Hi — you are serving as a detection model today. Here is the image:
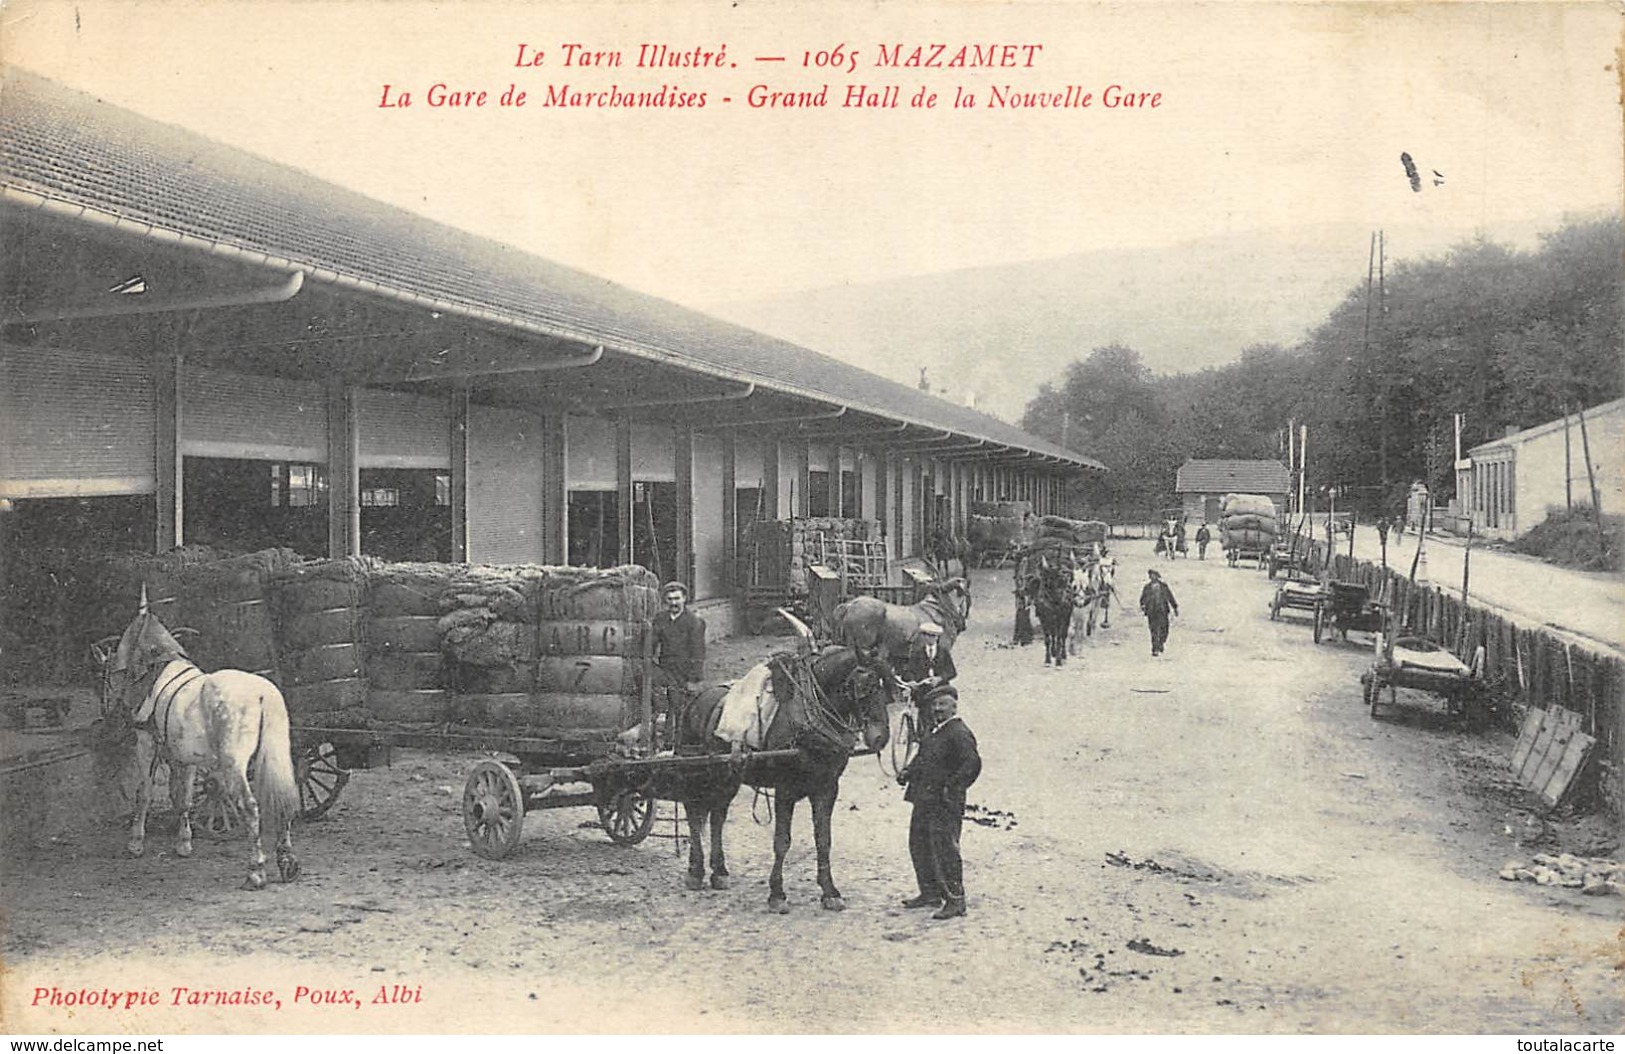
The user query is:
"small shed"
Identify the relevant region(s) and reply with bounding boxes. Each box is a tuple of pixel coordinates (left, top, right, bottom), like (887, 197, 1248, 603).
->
(1174, 460, 1290, 525)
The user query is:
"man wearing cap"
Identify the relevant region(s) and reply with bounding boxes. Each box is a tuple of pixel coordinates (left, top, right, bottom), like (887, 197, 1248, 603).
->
(896, 621, 957, 708)
(897, 684, 982, 919)
(1138, 568, 1180, 657)
(651, 581, 706, 741)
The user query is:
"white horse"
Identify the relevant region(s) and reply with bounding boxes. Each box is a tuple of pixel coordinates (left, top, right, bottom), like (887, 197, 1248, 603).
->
(96, 597, 301, 890)
(1068, 552, 1119, 648)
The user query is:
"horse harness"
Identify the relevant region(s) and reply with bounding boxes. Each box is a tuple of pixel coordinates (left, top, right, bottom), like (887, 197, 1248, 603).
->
(769, 654, 861, 754)
(131, 660, 207, 747)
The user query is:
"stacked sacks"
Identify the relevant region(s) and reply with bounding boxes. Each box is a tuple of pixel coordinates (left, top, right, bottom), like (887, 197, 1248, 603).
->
(94, 547, 300, 680)
(451, 564, 661, 736)
(269, 558, 371, 728)
(1219, 494, 1279, 553)
(367, 564, 455, 724)
(1033, 516, 1107, 548)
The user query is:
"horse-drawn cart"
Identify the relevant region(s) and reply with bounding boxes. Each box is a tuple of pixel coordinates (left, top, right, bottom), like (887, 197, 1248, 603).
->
(1313, 581, 1386, 645)
(1361, 634, 1486, 722)
(1269, 574, 1324, 623)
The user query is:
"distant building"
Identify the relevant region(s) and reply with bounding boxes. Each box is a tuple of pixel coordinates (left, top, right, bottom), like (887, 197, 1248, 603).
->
(1456, 399, 1624, 541)
(1174, 459, 1290, 524)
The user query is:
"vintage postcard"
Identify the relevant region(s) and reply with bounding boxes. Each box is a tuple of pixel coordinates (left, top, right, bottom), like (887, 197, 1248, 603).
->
(2, 0, 1622, 1040)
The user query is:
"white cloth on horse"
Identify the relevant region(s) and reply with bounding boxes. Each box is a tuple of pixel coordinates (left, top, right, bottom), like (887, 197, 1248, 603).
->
(714, 662, 779, 749)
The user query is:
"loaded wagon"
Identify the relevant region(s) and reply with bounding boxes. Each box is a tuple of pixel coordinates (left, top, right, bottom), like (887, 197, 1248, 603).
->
(82, 551, 718, 856)
(1219, 494, 1278, 570)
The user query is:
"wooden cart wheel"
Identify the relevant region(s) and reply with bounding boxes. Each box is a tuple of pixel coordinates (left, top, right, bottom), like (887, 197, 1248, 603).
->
(196, 773, 243, 838)
(295, 739, 350, 820)
(464, 760, 525, 860)
(597, 787, 656, 846)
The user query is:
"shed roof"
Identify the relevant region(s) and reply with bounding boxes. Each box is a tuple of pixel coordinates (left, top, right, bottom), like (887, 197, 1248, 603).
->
(1175, 459, 1290, 494)
(0, 68, 1100, 471)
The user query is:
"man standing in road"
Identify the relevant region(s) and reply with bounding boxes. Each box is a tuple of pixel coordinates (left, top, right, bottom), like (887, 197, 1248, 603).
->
(898, 684, 982, 919)
(1138, 568, 1180, 657)
(651, 581, 706, 741)
(1376, 516, 1392, 569)
(1195, 522, 1212, 560)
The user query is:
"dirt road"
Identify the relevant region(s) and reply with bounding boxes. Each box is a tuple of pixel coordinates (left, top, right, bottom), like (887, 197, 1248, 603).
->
(4, 543, 1621, 1034)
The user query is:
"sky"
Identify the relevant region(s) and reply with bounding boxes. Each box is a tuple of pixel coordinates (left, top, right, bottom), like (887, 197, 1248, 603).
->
(3, 0, 1621, 309)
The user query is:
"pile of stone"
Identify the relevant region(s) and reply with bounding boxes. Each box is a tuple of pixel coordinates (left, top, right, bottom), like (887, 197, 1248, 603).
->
(1499, 853, 1621, 895)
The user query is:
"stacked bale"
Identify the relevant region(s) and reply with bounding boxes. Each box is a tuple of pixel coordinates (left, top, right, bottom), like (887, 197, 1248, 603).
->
(450, 564, 661, 736)
(269, 558, 371, 728)
(367, 564, 455, 724)
(1219, 494, 1279, 553)
(968, 500, 1033, 552)
(1032, 516, 1107, 548)
(95, 547, 299, 679)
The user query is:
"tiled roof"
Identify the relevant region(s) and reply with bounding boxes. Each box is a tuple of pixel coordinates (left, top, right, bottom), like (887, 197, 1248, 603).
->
(1175, 459, 1290, 494)
(0, 68, 1101, 471)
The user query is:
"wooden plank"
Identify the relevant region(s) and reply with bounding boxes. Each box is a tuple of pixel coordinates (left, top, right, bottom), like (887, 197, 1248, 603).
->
(1509, 705, 1546, 774)
(1539, 727, 1596, 808)
(1528, 720, 1576, 793)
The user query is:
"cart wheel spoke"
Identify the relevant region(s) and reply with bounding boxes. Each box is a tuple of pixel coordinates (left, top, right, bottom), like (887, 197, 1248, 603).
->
(597, 787, 656, 846)
(295, 740, 350, 821)
(464, 760, 525, 860)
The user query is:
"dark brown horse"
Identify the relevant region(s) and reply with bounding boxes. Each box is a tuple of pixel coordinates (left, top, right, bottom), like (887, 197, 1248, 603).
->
(672, 644, 892, 913)
(927, 526, 975, 579)
(1023, 556, 1076, 667)
(829, 577, 973, 663)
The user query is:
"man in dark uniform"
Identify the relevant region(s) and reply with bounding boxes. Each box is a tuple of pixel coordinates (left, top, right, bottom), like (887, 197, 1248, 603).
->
(895, 621, 957, 708)
(650, 581, 706, 742)
(1138, 568, 1179, 657)
(1195, 522, 1212, 560)
(897, 684, 982, 920)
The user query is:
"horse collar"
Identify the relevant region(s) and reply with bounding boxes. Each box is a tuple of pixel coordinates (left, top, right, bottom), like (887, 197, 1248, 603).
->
(133, 661, 203, 731)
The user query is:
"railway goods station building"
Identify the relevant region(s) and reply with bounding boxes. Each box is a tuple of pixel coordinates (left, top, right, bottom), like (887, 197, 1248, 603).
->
(0, 69, 1101, 645)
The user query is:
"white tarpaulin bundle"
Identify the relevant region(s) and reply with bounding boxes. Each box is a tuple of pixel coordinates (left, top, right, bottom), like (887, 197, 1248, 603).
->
(714, 662, 779, 748)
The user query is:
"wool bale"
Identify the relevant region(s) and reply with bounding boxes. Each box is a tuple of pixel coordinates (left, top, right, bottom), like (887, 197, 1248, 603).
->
(271, 567, 367, 615)
(442, 620, 534, 668)
(537, 620, 645, 658)
(283, 677, 369, 715)
(366, 688, 450, 724)
(367, 616, 444, 654)
(368, 571, 451, 617)
(281, 607, 368, 650)
(1222, 494, 1278, 518)
(455, 662, 538, 695)
(368, 651, 447, 690)
(284, 642, 365, 683)
(533, 655, 641, 696)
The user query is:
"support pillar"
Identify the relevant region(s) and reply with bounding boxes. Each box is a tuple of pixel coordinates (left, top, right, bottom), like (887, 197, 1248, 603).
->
(326, 379, 360, 558)
(450, 388, 469, 562)
(722, 434, 738, 591)
(152, 336, 182, 552)
(675, 427, 695, 592)
(542, 415, 566, 564)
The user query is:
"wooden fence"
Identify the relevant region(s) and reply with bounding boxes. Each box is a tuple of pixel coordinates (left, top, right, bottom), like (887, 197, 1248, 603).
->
(1286, 530, 1623, 817)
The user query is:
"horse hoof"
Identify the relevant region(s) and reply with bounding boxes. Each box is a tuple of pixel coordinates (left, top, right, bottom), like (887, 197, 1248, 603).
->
(710, 874, 731, 890)
(767, 897, 790, 915)
(241, 872, 266, 891)
(821, 895, 847, 912)
(279, 858, 301, 883)
(176, 842, 193, 858)
(126, 845, 145, 859)
(684, 873, 705, 891)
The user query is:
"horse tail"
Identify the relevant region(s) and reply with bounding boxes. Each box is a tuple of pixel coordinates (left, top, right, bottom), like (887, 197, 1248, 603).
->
(252, 685, 300, 844)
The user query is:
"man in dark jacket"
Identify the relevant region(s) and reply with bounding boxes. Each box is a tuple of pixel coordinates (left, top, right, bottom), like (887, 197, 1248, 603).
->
(1195, 523, 1212, 560)
(1138, 568, 1179, 657)
(898, 684, 982, 919)
(895, 621, 957, 707)
(651, 581, 706, 739)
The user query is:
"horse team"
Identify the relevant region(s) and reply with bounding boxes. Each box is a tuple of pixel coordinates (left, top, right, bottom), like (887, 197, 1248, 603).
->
(93, 577, 975, 913)
(1013, 544, 1119, 667)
